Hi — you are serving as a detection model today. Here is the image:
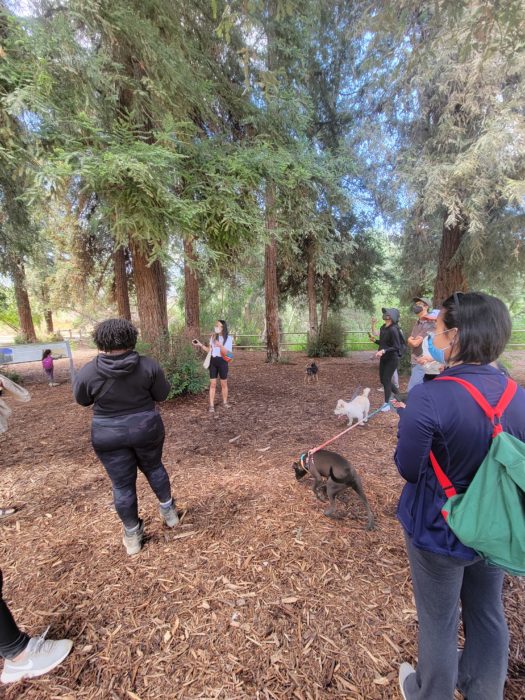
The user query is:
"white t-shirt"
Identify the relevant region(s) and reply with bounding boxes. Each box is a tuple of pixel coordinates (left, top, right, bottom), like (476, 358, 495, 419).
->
(210, 335, 233, 358)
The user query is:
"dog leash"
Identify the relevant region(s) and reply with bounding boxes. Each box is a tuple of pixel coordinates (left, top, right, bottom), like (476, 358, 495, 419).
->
(307, 406, 384, 459)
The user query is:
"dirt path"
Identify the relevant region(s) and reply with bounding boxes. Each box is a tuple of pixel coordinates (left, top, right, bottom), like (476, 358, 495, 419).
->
(1, 351, 524, 699)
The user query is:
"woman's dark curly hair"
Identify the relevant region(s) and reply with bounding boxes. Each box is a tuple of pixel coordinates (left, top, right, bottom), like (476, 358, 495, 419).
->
(93, 318, 138, 352)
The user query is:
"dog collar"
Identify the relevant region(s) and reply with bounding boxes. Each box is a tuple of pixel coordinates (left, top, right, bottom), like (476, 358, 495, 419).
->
(299, 453, 310, 471)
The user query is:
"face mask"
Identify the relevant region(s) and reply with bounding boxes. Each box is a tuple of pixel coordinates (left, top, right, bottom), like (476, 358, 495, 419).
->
(427, 330, 450, 364)
(214, 326, 221, 334)
(412, 304, 423, 315)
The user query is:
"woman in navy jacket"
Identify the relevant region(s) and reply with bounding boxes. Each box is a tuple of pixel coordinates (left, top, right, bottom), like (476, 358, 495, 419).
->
(395, 292, 525, 700)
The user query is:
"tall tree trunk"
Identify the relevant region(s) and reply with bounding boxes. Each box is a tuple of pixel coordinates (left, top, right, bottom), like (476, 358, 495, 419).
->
(9, 255, 37, 342)
(40, 283, 54, 334)
(183, 237, 200, 336)
(306, 239, 318, 341)
(44, 310, 54, 335)
(264, 0, 280, 363)
(114, 246, 131, 320)
(433, 217, 468, 306)
(265, 182, 280, 363)
(129, 238, 168, 346)
(320, 274, 331, 334)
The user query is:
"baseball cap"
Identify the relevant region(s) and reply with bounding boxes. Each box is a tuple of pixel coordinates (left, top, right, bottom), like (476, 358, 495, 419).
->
(413, 297, 431, 308)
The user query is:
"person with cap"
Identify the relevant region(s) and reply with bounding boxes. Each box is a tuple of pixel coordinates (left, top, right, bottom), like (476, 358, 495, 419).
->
(369, 308, 405, 411)
(407, 297, 436, 392)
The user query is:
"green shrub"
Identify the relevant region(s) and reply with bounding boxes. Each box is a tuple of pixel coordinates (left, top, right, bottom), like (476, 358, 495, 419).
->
(138, 331, 208, 399)
(307, 317, 346, 357)
(1, 370, 23, 384)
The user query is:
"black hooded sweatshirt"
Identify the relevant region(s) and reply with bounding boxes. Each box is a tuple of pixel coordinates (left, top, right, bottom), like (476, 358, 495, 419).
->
(73, 351, 170, 417)
(374, 308, 404, 358)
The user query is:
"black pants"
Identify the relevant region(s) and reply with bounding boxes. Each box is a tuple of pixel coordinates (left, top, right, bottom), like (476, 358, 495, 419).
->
(379, 353, 399, 403)
(0, 571, 30, 659)
(91, 410, 172, 530)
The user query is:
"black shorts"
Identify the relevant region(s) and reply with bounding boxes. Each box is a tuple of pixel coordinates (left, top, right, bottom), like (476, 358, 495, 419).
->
(209, 356, 229, 380)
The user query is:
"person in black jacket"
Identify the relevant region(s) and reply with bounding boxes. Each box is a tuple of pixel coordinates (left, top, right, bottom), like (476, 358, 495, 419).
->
(369, 307, 404, 411)
(73, 318, 178, 556)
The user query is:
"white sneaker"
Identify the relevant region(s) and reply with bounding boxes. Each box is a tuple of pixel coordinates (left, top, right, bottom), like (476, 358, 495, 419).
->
(380, 402, 391, 412)
(398, 662, 415, 700)
(159, 502, 179, 528)
(1, 629, 73, 684)
(122, 520, 144, 555)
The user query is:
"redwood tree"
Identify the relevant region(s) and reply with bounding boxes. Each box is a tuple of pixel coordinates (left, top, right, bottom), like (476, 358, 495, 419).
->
(8, 255, 37, 342)
(183, 237, 200, 336)
(129, 239, 168, 345)
(113, 246, 131, 320)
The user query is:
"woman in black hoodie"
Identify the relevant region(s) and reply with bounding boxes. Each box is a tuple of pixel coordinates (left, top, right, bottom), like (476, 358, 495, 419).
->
(370, 307, 404, 411)
(74, 319, 178, 556)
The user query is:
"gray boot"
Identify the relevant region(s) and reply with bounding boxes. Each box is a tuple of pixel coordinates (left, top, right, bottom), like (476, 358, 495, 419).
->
(159, 501, 179, 528)
(122, 520, 144, 555)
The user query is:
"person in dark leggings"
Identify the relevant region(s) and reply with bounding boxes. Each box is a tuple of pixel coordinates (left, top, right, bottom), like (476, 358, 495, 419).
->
(0, 570, 73, 684)
(74, 318, 178, 556)
(370, 307, 403, 411)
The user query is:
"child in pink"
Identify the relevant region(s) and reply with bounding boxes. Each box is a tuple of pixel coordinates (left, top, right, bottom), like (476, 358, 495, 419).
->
(42, 349, 59, 387)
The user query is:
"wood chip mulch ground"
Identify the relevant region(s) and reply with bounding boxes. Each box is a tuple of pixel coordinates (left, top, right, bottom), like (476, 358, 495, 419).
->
(1, 350, 524, 699)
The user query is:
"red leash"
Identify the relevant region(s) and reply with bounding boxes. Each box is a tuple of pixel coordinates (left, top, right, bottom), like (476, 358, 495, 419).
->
(307, 406, 383, 457)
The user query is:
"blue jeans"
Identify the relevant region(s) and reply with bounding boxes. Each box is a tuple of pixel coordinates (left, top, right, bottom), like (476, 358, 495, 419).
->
(403, 533, 508, 700)
(408, 364, 425, 392)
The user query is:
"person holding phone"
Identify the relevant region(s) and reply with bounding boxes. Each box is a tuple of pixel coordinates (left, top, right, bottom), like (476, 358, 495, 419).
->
(193, 319, 233, 413)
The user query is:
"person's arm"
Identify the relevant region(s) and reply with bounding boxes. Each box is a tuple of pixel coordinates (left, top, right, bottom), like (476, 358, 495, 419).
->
(149, 362, 171, 402)
(394, 389, 435, 483)
(73, 370, 94, 407)
(369, 317, 379, 344)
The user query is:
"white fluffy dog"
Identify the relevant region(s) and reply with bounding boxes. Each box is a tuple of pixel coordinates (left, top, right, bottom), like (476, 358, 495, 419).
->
(334, 388, 370, 426)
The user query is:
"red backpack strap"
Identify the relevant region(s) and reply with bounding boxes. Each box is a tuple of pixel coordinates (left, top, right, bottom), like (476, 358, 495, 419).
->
(429, 376, 518, 509)
(429, 451, 457, 500)
(435, 376, 518, 437)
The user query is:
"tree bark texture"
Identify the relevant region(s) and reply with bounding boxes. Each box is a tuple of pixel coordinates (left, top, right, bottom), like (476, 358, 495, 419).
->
(320, 274, 331, 334)
(9, 255, 37, 342)
(183, 237, 200, 335)
(264, 182, 280, 363)
(114, 246, 132, 321)
(306, 239, 318, 340)
(129, 238, 168, 346)
(44, 310, 54, 335)
(433, 217, 468, 306)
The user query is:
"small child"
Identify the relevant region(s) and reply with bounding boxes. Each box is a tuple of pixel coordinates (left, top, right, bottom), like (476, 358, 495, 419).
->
(42, 349, 59, 387)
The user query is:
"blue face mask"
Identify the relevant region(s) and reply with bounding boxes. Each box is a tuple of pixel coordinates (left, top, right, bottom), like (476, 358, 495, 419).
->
(427, 331, 451, 364)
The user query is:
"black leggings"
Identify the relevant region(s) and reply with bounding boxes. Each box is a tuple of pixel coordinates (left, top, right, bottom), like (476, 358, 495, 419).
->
(91, 410, 172, 530)
(0, 571, 30, 659)
(379, 353, 399, 403)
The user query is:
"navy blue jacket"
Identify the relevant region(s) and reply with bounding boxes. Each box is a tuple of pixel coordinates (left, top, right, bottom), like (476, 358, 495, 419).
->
(395, 364, 525, 559)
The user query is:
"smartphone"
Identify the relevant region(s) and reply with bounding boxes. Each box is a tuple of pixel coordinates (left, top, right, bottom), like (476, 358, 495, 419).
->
(192, 339, 199, 345)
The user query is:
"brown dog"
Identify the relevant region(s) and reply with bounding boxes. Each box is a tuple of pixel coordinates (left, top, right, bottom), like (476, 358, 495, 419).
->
(293, 449, 375, 529)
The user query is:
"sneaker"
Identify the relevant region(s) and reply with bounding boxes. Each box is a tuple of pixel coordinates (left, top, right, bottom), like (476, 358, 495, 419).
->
(1, 629, 73, 684)
(380, 402, 391, 412)
(223, 402, 231, 409)
(398, 662, 415, 700)
(159, 502, 179, 528)
(0, 507, 16, 519)
(122, 520, 144, 556)
(208, 405, 215, 413)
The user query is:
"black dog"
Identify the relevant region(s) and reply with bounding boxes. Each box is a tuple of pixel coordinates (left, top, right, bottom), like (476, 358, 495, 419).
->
(305, 362, 319, 384)
(293, 449, 375, 529)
